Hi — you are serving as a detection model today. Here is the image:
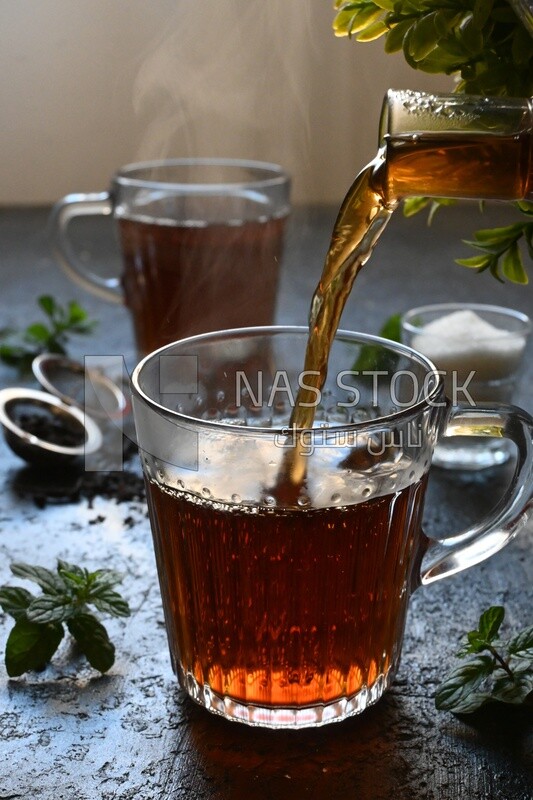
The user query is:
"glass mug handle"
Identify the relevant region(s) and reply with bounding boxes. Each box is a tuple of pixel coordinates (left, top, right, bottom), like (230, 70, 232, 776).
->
(421, 404, 533, 584)
(49, 192, 122, 304)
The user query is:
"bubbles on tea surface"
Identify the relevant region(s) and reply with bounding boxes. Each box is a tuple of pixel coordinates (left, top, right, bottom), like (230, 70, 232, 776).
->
(351, 408, 371, 424)
(246, 405, 273, 427)
(297, 494, 310, 507)
(231, 493, 241, 504)
(202, 487, 212, 499)
(263, 494, 276, 506)
(324, 405, 352, 425)
(202, 408, 221, 421)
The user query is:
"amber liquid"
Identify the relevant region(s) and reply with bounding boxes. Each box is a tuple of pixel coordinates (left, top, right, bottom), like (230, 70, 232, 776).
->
(283, 129, 533, 489)
(147, 128, 531, 713)
(146, 477, 427, 708)
(384, 130, 533, 202)
(118, 215, 286, 355)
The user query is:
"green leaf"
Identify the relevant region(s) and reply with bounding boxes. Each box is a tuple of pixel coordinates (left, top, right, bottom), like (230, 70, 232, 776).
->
(403, 197, 430, 217)
(434, 9, 462, 37)
(57, 560, 85, 578)
(352, 312, 402, 370)
(24, 323, 51, 343)
(89, 569, 125, 592)
(435, 654, 494, 712)
(502, 241, 528, 285)
(508, 626, 533, 658)
(458, 13, 484, 55)
(511, 25, 533, 66)
(472, 0, 495, 30)
(5, 618, 64, 677)
(472, 224, 523, 245)
(0, 586, 34, 620)
(57, 560, 89, 590)
(379, 312, 402, 343)
(455, 254, 494, 269)
(66, 301, 88, 325)
(478, 606, 505, 642)
(384, 19, 412, 53)
(491, 672, 533, 705)
(89, 589, 131, 618)
(407, 12, 441, 61)
(38, 295, 57, 318)
(356, 19, 389, 41)
(10, 563, 65, 596)
(67, 613, 115, 673)
(516, 201, 533, 216)
(26, 595, 75, 624)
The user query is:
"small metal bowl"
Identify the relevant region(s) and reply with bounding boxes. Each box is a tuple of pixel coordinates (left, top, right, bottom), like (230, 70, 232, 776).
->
(32, 353, 129, 420)
(0, 387, 102, 468)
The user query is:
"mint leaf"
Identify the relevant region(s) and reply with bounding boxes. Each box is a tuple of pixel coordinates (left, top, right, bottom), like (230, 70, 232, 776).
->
(5, 618, 64, 677)
(0, 296, 97, 371)
(478, 606, 505, 642)
(67, 613, 115, 673)
(0, 587, 34, 620)
(38, 295, 57, 318)
(508, 626, 533, 659)
(435, 655, 494, 712)
(491, 672, 533, 705)
(352, 313, 402, 371)
(10, 563, 65, 596)
(57, 560, 86, 579)
(26, 595, 75, 624)
(3, 561, 128, 676)
(89, 589, 130, 618)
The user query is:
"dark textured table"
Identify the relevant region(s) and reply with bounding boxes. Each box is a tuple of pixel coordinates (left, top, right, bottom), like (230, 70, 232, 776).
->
(0, 204, 532, 800)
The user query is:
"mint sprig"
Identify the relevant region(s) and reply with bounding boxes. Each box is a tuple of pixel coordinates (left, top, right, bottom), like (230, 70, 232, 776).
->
(0, 295, 97, 371)
(435, 607, 533, 714)
(0, 561, 130, 676)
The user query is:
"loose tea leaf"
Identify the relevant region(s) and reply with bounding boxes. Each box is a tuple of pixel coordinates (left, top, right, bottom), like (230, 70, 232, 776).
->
(436, 606, 533, 714)
(0, 560, 130, 676)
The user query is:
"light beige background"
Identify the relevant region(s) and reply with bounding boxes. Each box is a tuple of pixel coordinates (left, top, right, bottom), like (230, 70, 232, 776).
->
(0, 0, 452, 205)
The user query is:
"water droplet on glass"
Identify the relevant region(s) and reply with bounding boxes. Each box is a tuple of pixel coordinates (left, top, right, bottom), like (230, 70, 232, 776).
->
(263, 495, 276, 506)
(331, 493, 341, 503)
(231, 493, 241, 504)
(202, 487, 211, 499)
(362, 486, 371, 498)
(297, 495, 310, 507)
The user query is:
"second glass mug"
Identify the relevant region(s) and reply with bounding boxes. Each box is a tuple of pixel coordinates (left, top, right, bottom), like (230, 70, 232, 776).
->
(131, 327, 533, 729)
(49, 159, 291, 355)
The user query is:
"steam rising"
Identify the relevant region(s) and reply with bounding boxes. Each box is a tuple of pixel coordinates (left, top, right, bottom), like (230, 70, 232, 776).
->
(132, 0, 315, 188)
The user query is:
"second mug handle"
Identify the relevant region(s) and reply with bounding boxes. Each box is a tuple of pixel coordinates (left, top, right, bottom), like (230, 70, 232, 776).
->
(421, 404, 533, 584)
(49, 192, 123, 304)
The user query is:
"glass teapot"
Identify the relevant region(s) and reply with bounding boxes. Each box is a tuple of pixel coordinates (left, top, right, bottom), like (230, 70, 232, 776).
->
(379, 89, 533, 203)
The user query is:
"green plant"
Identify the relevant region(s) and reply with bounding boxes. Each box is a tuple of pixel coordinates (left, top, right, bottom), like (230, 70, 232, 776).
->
(332, 0, 533, 283)
(435, 606, 533, 713)
(0, 295, 97, 371)
(0, 561, 130, 676)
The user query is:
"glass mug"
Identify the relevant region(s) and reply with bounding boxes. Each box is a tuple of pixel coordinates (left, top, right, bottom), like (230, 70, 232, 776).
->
(49, 159, 291, 355)
(131, 327, 533, 729)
